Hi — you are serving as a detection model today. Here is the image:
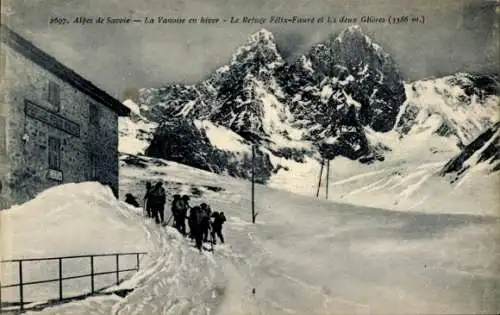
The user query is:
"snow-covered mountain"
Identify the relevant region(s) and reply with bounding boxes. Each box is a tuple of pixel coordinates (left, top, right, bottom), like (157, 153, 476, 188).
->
(139, 29, 291, 141)
(396, 73, 499, 148)
(283, 25, 406, 137)
(136, 26, 412, 169)
(120, 26, 499, 200)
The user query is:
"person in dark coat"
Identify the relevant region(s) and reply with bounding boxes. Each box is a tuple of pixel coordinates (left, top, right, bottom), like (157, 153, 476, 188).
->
(210, 211, 226, 245)
(171, 194, 182, 229)
(191, 206, 204, 251)
(188, 204, 197, 241)
(144, 182, 153, 217)
(171, 194, 188, 235)
(149, 181, 166, 224)
(178, 195, 190, 236)
(200, 203, 212, 242)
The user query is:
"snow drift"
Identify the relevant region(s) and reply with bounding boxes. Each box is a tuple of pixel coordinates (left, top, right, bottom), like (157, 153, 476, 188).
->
(0, 182, 152, 307)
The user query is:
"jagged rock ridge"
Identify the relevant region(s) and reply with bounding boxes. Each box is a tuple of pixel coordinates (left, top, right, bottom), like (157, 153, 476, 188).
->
(441, 122, 500, 177)
(139, 26, 407, 164)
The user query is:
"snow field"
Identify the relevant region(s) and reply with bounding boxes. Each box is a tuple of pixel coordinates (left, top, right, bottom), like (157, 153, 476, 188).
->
(2, 158, 499, 314)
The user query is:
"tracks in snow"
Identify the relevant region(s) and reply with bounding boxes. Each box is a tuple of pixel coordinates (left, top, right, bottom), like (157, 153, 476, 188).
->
(109, 212, 224, 315)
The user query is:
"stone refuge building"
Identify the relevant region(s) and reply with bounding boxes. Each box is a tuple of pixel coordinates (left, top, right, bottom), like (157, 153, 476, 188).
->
(0, 24, 130, 209)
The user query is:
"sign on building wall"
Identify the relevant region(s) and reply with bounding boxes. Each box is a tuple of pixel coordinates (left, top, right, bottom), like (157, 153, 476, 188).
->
(24, 100, 80, 137)
(46, 169, 63, 182)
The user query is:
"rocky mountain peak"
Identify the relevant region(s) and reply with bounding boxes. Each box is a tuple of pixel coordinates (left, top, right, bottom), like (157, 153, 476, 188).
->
(230, 28, 284, 70)
(139, 26, 409, 164)
(248, 28, 276, 44)
(288, 25, 406, 134)
(337, 24, 364, 39)
(308, 25, 392, 74)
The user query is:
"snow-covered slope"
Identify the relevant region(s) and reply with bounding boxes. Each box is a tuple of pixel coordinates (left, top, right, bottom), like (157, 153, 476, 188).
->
(2, 156, 498, 314)
(396, 73, 499, 147)
(119, 99, 158, 155)
(123, 99, 141, 116)
(194, 120, 251, 153)
(268, 152, 499, 217)
(441, 122, 500, 177)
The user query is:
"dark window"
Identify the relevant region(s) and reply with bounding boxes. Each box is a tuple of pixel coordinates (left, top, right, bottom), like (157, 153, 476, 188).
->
(47, 80, 61, 109)
(89, 103, 99, 126)
(0, 116, 6, 155)
(90, 153, 98, 179)
(48, 136, 61, 170)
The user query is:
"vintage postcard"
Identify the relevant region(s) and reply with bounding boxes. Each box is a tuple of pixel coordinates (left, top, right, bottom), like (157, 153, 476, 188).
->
(0, 0, 498, 314)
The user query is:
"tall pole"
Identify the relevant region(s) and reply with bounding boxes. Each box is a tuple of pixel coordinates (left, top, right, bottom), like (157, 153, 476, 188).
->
(251, 145, 255, 223)
(316, 159, 324, 198)
(325, 159, 330, 200)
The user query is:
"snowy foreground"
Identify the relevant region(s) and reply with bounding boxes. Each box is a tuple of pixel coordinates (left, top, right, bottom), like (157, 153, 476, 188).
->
(1, 159, 499, 314)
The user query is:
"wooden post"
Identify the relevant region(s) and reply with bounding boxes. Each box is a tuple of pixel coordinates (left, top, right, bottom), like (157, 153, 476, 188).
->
(19, 261, 23, 311)
(316, 159, 324, 198)
(115, 254, 120, 285)
(251, 145, 255, 224)
(90, 256, 95, 294)
(325, 159, 330, 200)
(58, 258, 63, 301)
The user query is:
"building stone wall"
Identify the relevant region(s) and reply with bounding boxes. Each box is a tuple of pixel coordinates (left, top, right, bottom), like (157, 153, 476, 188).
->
(0, 44, 11, 209)
(0, 101, 8, 209)
(0, 43, 119, 209)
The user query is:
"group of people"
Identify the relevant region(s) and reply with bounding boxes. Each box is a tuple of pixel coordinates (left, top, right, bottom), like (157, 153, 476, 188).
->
(143, 181, 226, 251)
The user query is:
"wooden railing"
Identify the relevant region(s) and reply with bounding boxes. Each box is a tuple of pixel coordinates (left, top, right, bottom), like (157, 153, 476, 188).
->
(0, 252, 147, 312)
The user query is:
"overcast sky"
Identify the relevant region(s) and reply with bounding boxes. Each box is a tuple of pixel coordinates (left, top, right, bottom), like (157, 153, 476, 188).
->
(2, 0, 498, 100)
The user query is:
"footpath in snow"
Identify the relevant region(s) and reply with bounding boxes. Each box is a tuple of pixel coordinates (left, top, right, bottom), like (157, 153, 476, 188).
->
(1, 157, 499, 314)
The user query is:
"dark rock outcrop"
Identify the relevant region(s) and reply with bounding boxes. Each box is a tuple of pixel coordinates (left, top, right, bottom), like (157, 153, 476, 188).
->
(440, 122, 500, 175)
(145, 118, 274, 183)
(146, 119, 214, 172)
